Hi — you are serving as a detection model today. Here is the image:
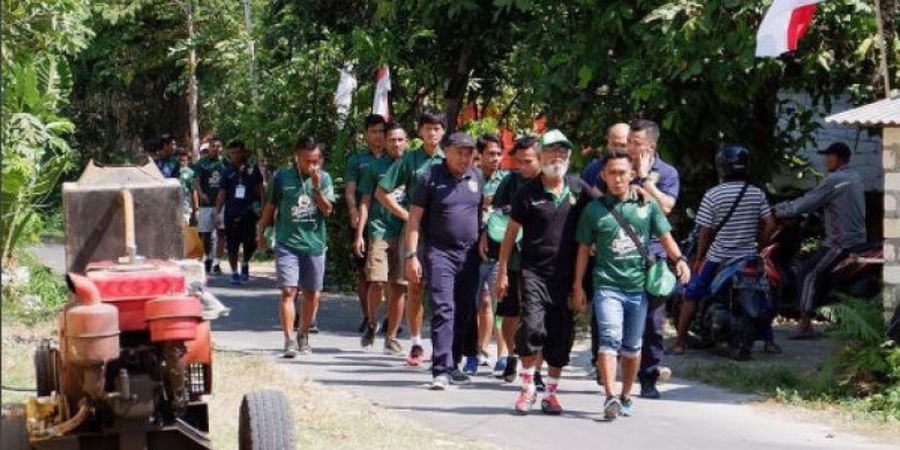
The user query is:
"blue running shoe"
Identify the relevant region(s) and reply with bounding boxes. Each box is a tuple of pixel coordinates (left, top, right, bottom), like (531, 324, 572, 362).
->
(492, 358, 508, 378)
(463, 356, 478, 376)
(620, 396, 635, 417)
(229, 273, 242, 285)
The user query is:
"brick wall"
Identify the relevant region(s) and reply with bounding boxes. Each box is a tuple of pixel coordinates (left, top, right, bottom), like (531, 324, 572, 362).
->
(882, 127, 900, 318)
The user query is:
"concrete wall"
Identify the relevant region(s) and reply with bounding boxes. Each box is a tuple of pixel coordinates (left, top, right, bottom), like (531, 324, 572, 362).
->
(882, 127, 900, 318)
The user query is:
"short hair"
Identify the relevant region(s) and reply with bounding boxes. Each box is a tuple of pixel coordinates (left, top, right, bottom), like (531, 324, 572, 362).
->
(477, 133, 502, 153)
(207, 135, 222, 144)
(227, 139, 246, 151)
(510, 135, 538, 155)
(364, 114, 386, 130)
(294, 136, 320, 152)
(384, 122, 405, 135)
(417, 108, 445, 129)
(160, 133, 176, 145)
(602, 150, 632, 167)
(629, 119, 659, 143)
(144, 138, 162, 153)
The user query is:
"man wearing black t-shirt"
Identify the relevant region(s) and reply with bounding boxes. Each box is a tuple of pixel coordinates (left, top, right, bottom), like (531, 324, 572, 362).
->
(497, 130, 590, 415)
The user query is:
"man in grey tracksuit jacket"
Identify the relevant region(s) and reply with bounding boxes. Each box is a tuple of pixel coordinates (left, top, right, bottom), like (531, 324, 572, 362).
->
(774, 142, 867, 337)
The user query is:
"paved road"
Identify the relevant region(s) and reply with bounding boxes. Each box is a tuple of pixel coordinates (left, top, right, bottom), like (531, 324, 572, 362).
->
(28, 244, 892, 449)
(205, 272, 892, 450)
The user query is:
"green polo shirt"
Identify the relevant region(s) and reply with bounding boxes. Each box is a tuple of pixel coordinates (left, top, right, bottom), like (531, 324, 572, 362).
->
(193, 156, 227, 207)
(575, 192, 672, 292)
(483, 168, 509, 198)
(377, 147, 445, 201)
(359, 155, 406, 239)
(178, 166, 195, 215)
(344, 149, 384, 204)
(267, 164, 336, 256)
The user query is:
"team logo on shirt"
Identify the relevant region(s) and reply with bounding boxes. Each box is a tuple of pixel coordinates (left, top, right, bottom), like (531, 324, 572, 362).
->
(569, 194, 576, 205)
(610, 228, 638, 258)
(291, 194, 316, 222)
(636, 204, 650, 219)
(467, 179, 478, 193)
(390, 186, 407, 204)
(209, 170, 221, 188)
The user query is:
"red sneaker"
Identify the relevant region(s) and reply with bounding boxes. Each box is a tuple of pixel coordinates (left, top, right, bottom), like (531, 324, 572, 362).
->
(514, 389, 536, 415)
(541, 395, 563, 415)
(406, 344, 425, 366)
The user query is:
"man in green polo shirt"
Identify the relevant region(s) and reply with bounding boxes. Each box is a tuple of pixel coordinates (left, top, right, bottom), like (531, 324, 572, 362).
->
(345, 114, 387, 333)
(354, 122, 409, 355)
(572, 151, 690, 421)
(194, 136, 227, 274)
(257, 136, 335, 357)
(375, 109, 445, 366)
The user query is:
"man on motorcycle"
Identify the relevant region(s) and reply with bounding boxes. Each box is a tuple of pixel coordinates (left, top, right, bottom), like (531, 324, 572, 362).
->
(671, 145, 777, 357)
(773, 142, 867, 339)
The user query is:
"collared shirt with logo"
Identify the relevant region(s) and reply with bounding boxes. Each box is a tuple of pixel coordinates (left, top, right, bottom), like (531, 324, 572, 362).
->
(267, 164, 336, 256)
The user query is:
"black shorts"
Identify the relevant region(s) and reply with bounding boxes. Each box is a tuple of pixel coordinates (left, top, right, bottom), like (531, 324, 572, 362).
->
(224, 212, 258, 258)
(515, 271, 574, 368)
(495, 270, 522, 317)
(349, 227, 367, 270)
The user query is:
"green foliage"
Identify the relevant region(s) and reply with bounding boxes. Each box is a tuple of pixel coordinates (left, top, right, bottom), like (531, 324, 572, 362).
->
(1, 0, 90, 265)
(1, 252, 69, 326)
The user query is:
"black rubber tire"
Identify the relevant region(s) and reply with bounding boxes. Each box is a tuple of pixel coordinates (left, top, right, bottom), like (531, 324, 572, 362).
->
(1, 403, 30, 450)
(239, 389, 295, 450)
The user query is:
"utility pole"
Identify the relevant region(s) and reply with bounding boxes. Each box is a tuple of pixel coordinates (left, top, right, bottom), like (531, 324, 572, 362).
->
(185, 0, 200, 160)
(241, 0, 266, 178)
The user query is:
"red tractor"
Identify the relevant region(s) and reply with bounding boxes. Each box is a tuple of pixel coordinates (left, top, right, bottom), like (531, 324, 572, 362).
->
(2, 161, 294, 450)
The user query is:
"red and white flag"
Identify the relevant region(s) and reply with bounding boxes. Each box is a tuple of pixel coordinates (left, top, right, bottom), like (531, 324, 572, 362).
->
(373, 64, 391, 120)
(755, 0, 823, 57)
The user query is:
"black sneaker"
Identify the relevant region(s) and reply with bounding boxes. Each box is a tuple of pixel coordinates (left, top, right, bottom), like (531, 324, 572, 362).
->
(204, 259, 213, 274)
(357, 318, 369, 334)
(361, 324, 376, 349)
(502, 356, 518, 383)
(379, 318, 389, 336)
(309, 322, 320, 334)
(640, 381, 661, 399)
(534, 371, 546, 392)
(212, 264, 222, 274)
(449, 369, 472, 385)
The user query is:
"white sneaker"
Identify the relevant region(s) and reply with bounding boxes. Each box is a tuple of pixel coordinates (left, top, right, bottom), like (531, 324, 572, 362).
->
(430, 374, 450, 390)
(658, 366, 672, 384)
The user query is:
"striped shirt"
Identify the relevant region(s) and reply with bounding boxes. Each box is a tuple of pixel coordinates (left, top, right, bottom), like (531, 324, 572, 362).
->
(696, 182, 771, 262)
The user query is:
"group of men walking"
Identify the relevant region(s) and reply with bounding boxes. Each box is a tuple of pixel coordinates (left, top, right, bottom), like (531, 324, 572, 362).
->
(154, 105, 866, 422)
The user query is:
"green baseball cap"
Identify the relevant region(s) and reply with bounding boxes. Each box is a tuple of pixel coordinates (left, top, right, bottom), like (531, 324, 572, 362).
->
(539, 129, 573, 150)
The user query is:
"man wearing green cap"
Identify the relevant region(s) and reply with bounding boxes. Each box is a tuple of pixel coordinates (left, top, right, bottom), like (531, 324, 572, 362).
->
(497, 129, 591, 415)
(573, 151, 690, 421)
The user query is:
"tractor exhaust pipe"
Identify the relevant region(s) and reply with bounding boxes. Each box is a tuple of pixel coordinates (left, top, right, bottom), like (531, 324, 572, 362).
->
(118, 189, 144, 264)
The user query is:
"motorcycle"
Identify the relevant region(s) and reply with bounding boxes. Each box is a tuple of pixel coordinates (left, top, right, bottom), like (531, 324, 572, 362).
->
(761, 214, 883, 319)
(675, 218, 773, 360)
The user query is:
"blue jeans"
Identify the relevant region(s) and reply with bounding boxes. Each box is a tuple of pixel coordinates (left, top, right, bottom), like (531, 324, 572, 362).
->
(593, 287, 648, 358)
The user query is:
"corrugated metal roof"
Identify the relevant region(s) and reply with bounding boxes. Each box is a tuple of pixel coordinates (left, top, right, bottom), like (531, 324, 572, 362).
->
(825, 97, 900, 127)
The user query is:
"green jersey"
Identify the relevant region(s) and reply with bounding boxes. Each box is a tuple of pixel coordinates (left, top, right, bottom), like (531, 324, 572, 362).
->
(267, 164, 336, 256)
(483, 168, 509, 198)
(359, 156, 406, 239)
(491, 172, 536, 270)
(344, 149, 384, 204)
(575, 191, 672, 292)
(377, 147, 445, 201)
(155, 155, 180, 178)
(193, 156, 227, 207)
(178, 166, 195, 215)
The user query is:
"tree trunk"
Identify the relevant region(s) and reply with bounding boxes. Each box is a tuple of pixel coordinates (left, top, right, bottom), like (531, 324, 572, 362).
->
(186, 0, 200, 160)
(444, 41, 475, 133)
(242, 0, 265, 178)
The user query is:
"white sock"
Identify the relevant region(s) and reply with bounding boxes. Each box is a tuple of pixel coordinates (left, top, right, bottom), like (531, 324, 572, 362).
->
(547, 377, 560, 396)
(411, 336, 421, 346)
(521, 367, 536, 392)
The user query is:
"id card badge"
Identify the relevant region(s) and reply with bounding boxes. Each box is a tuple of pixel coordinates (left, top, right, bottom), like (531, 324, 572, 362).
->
(235, 184, 246, 199)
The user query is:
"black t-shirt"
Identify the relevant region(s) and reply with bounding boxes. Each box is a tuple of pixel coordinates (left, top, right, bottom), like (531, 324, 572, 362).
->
(509, 175, 589, 281)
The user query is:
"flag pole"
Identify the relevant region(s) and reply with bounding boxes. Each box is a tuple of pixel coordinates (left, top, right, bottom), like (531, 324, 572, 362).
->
(873, 0, 892, 99)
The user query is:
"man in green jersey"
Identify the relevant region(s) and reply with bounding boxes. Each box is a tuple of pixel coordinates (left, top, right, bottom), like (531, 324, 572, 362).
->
(257, 137, 335, 357)
(375, 109, 445, 366)
(194, 136, 227, 274)
(156, 133, 180, 178)
(573, 151, 690, 420)
(178, 149, 198, 225)
(345, 114, 387, 332)
(354, 122, 409, 355)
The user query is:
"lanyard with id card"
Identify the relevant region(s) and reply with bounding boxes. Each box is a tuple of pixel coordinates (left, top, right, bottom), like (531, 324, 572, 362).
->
(235, 184, 246, 199)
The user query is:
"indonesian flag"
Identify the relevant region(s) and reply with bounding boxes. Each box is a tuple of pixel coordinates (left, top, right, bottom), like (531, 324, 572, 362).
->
(755, 0, 822, 57)
(373, 64, 391, 120)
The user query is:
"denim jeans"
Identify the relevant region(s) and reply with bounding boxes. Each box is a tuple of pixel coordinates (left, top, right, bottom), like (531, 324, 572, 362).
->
(593, 286, 648, 358)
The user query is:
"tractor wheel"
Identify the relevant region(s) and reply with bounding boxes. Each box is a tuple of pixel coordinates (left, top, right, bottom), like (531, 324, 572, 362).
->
(239, 389, 294, 450)
(1, 403, 30, 450)
(34, 341, 59, 397)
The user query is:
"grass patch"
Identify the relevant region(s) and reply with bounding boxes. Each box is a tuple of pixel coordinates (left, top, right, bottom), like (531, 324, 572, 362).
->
(1, 251, 68, 326)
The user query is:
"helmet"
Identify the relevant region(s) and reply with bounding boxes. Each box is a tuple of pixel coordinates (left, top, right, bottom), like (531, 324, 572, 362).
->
(716, 145, 750, 180)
